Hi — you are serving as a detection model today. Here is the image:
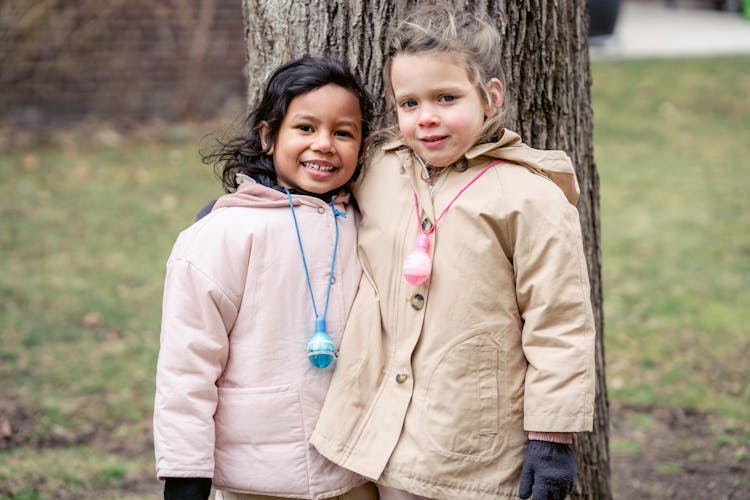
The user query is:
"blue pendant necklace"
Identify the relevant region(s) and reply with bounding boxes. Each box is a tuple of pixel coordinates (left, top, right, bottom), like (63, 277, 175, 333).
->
(285, 189, 344, 368)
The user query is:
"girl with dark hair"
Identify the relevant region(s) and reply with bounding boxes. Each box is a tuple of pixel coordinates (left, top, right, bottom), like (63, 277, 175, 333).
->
(153, 56, 376, 500)
(206, 56, 372, 194)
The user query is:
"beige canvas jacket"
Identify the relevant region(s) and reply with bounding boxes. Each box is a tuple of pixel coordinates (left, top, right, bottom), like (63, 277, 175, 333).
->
(310, 130, 596, 499)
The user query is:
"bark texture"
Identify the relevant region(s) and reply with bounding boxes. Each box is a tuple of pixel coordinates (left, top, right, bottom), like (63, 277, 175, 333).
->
(241, 1, 610, 498)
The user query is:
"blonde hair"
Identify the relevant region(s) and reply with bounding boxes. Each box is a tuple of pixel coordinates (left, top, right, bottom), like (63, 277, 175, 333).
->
(380, 4, 508, 146)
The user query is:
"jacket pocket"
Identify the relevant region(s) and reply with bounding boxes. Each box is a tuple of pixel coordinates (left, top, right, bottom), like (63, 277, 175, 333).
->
(213, 385, 307, 495)
(422, 334, 505, 458)
(477, 346, 499, 436)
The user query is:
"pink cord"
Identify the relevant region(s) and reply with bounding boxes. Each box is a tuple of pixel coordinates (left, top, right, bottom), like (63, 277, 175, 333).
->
(413, 160, 502, 236)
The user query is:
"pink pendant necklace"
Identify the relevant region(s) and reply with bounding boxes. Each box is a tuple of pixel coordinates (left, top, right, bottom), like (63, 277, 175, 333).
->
(403, 160, 502, 285)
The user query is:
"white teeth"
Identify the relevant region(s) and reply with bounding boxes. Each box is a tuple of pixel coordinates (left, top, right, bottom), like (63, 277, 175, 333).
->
(302, 162, 335, 172)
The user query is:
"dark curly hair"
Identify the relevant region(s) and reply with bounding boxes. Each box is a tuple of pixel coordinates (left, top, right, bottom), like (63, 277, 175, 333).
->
(203, 56, 372, 193)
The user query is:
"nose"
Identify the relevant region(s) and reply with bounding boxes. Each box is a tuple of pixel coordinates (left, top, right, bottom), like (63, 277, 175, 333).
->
(417, 105, 439, 127)
(311, 132, 335, 154)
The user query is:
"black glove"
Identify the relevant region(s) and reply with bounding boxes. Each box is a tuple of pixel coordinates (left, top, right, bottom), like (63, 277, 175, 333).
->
(164, 477, 212, 500)
(518, 440, 576, 500)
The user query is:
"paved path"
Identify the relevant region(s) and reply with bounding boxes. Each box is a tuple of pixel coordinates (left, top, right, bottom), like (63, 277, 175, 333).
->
(590, 1, 750, 60)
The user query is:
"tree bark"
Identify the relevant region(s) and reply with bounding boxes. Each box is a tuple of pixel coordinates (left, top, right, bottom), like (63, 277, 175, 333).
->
(241, 1, 610, 498)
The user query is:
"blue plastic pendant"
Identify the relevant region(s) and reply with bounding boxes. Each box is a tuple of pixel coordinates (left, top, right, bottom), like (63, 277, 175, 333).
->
(307, 318, 335, 368)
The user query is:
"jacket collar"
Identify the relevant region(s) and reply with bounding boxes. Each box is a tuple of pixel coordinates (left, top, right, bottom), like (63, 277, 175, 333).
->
(213, 180, 352, 211)
(381, 129, 580, 205)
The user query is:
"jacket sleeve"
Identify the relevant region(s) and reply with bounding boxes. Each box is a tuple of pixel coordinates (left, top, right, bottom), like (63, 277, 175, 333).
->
(510, 181, 596, 433)
(153, 245, 240, 479)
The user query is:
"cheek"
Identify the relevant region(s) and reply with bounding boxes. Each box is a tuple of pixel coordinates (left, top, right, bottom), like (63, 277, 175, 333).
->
(448, 110, 484, 140)
(341, 143, 362, 169)
(448, 109, 478, 129)
(396, 112, 415, 136)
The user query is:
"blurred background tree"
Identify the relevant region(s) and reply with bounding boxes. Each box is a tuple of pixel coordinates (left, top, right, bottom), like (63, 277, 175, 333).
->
(0, 0, 246, 127)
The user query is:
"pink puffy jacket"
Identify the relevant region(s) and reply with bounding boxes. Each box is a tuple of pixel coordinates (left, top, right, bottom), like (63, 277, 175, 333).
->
(153, 182, 365, 499)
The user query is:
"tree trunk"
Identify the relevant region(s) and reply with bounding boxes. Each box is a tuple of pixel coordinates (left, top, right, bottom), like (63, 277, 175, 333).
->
(241, 1, 610, 498)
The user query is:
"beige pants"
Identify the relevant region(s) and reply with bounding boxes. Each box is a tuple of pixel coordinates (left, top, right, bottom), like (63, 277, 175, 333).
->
(375, 486, 432, 500)
(215, 482, 379, 500)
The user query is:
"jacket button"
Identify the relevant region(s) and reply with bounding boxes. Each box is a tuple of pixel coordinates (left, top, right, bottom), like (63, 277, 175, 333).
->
(317, 207, 326, 214)
(421, 218, 433, 232)
(410, 294, 424, 310)
(395, 373, 408, 384)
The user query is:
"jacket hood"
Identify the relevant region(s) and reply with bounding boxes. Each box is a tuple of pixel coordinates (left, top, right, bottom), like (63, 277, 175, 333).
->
(212, 180, 352, 211)
(382, 128, 580, 205)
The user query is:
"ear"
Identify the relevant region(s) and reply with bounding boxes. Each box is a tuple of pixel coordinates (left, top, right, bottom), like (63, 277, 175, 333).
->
(484, 78, 505, 115)
(259, 121, 273, 154)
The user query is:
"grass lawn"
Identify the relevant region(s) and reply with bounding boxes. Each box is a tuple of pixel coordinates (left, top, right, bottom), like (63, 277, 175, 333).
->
(1, 55, 749, 497)
(593, 55, 750, 431)
(593, 54, 750, 497)
(0, 125, 225, 498)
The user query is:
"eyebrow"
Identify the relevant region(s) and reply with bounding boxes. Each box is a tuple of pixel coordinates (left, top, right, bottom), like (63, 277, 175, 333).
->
(394, 85, 465, 100)
(290, 113, 319, 123)
(336, 119, 361, 131)
(291, 113, 360, 131)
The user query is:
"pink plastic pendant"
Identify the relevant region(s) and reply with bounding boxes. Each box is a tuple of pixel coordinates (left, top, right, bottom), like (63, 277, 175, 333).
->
(403, 233, 432, 285)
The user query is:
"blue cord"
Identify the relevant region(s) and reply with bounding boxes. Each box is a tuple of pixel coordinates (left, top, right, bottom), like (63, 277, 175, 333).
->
(284, 189, 341, 325)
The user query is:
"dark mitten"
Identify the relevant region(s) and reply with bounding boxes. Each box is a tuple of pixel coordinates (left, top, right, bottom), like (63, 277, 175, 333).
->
(195, 199, 218, 221)
(518, 440, 576, 500)
(164, 477, 212, 500)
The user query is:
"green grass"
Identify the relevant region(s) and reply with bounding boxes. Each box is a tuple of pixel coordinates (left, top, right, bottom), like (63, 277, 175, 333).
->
(593, 55, 750, 435)
(1, 55, 749, 496)
(0, 445, 163, 499)
(0, 127, 223, 498)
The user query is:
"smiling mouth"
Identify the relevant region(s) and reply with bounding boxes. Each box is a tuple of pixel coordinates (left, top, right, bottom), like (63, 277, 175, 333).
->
(420, 136, 446, 143)
(302, 161, 336, 172)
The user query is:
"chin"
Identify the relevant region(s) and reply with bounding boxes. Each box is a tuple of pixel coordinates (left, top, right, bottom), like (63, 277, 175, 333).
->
(425, 156, 457, 168)
(303, 183, 342, 196)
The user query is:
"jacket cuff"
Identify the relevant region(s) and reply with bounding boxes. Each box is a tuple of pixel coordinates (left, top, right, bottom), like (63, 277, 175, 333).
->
(528, 431, 573, 444)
